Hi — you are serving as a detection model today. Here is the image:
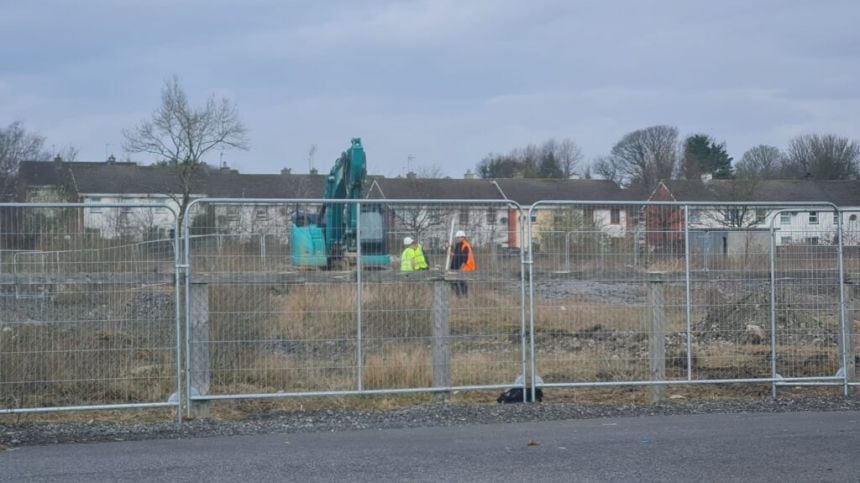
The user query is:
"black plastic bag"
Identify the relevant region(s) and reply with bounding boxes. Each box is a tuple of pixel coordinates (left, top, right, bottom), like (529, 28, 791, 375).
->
(497, 387, 543, 403)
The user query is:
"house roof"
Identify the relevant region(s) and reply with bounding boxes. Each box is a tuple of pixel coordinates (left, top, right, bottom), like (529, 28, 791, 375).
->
(492, 178, 634, 205)
(366, 177, 505, 200)
(655, 179, 860, 206)
(22, 160, 859, 207)
(18, 161, 327, 198)
(652, 180, 718, 202)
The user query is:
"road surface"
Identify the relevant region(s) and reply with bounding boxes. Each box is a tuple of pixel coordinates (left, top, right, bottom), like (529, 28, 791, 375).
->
(2, 410, 858, 482)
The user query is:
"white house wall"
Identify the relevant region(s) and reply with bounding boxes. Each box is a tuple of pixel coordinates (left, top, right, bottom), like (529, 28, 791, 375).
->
(686, 207, 860, 246)
(81, 194, 180, 240)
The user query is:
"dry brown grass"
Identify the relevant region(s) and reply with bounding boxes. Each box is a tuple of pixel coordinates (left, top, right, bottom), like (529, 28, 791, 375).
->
(3, 262, 856, 421)
(0, 324, 175, 410)
(363, 345, 432, 390)
(1, 283, 177, 411)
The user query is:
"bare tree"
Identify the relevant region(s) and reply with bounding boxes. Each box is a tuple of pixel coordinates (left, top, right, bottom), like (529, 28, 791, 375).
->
(735, 145, 786, 179)
(513, 143, 541, 177)
(0, 122, 53, 202)
(394, 203, 449, 245)
(784, 134, 859, 179)
(393, 166, 450, 242)
(608, 125, 679, 190)
(555, 138, 583, 178)
(592, 155, 624, 185)
(706, 178, 766, 228)
(416, 164, 446, 178)
(122, 76, 249, 230)
(0, 121, 50, 176)
(53, 145, 80, 162)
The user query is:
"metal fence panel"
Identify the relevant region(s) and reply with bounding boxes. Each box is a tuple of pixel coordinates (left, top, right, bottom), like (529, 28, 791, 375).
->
(0, 203, 180, 415)
(839, 209, 859, 387)
(527, 201, 844, 395)
(183, 199, 526, 405)
(770, 208, 844, 389)
(527, 202, 690, 390)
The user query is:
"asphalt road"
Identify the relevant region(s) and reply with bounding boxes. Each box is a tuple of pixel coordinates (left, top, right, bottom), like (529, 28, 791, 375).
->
(2, 411, 858, 482)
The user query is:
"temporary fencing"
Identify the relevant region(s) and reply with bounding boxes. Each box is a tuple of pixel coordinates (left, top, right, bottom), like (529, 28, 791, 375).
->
(839, 209, 860, 388)
(1, 198, 857, 420)
(0, 203, 181, 418)
(181, 198, 527, 413)
(525, 201, 853, 401)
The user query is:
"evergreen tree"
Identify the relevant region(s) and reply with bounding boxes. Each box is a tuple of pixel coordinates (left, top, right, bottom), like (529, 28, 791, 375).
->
(682, 134, 733, 179)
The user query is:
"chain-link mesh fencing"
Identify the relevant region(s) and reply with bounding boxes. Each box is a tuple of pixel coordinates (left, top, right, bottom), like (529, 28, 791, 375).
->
(770, 208, 845, 390)
(183, 199, 526, 405)
(526, 201, 848, 395)
(0, 203, 180, 414)
(837, 209, 859, 388)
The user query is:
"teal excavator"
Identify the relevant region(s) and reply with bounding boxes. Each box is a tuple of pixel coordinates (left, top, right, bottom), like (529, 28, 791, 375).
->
(290, 138, 391, 269)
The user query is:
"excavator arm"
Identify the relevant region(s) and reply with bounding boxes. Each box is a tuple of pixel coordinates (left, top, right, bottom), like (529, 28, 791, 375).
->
(291, 138, 389, 269)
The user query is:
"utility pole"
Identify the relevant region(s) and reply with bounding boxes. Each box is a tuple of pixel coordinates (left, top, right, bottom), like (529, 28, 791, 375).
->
(308, 144, 318, 173)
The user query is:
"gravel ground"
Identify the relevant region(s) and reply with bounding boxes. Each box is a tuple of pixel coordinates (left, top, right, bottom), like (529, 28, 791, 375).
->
(3, 395, 859, 448)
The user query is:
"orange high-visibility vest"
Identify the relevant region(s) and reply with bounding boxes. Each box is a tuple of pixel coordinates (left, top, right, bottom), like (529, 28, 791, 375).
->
(459, 240, 476, 272)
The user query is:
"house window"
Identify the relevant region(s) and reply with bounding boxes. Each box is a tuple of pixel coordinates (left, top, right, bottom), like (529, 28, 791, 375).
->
(833, 212, 839, 224)
(755, 209, 766, 224)
(780, 236, 792, 245)
(118, 206, 133, 228)
(227, 206, 240, 220)
(459, 208, 469, 225)
(610, 208, 620, 225)
(583, 208, 595, 224)
(809, 212, 818, 224)
(724, 209, 740, 224)
(805, 237, 819, 245)
(780, 212, 791, 225)
(88, 197, 103, 214)
(486, 209, 496, 225)
(851, 214, 858, 222)
(530, 213, 537, 223)
(255, 206, 268, 221)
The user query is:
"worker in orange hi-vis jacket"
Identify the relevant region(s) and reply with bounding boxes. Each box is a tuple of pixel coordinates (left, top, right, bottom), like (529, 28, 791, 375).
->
(449, 230, 475, 297)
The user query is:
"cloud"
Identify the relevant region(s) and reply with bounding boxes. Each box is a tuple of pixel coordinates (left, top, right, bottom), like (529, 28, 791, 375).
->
(1, 0, 859, 177)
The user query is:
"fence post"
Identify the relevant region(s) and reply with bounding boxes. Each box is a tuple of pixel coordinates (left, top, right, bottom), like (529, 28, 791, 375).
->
(189, 282, 211, 418)
(840, 281, 856, 389)
(432, 280, 451, 398)
(648, 275, 666, 404)
(260, 233, 266, 262)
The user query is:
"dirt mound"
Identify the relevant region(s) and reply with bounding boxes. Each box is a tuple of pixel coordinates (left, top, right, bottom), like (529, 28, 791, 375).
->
(696, 290, 838, 345)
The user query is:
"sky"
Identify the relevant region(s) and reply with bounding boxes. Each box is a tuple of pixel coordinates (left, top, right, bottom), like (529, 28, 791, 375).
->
(1, 0, 858, 178)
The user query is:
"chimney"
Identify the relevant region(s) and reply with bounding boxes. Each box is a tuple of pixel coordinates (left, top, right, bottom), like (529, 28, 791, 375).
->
(281, 168, 292, 175)
(406, 171, 417, 179)
(463, 169, 475, 179)
(310, 168, 319, 175)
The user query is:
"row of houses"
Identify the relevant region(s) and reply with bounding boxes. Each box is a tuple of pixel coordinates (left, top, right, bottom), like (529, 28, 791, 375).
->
(8, 159, 860, 254)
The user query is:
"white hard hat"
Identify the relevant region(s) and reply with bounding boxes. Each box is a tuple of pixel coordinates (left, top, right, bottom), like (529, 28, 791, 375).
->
(455, 230, 466, 238)
(403, 236, 414, 246)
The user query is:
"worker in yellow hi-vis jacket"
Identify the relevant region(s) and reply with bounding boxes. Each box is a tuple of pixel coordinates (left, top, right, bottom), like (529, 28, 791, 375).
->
(400, 236, 429, 272)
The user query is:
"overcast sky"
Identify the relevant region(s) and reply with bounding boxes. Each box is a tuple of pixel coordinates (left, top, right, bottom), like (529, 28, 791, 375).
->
(2, 0, 858, 178)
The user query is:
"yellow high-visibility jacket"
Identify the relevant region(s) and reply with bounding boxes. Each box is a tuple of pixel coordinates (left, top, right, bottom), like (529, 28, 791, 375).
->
(400, 245, 429, 271)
